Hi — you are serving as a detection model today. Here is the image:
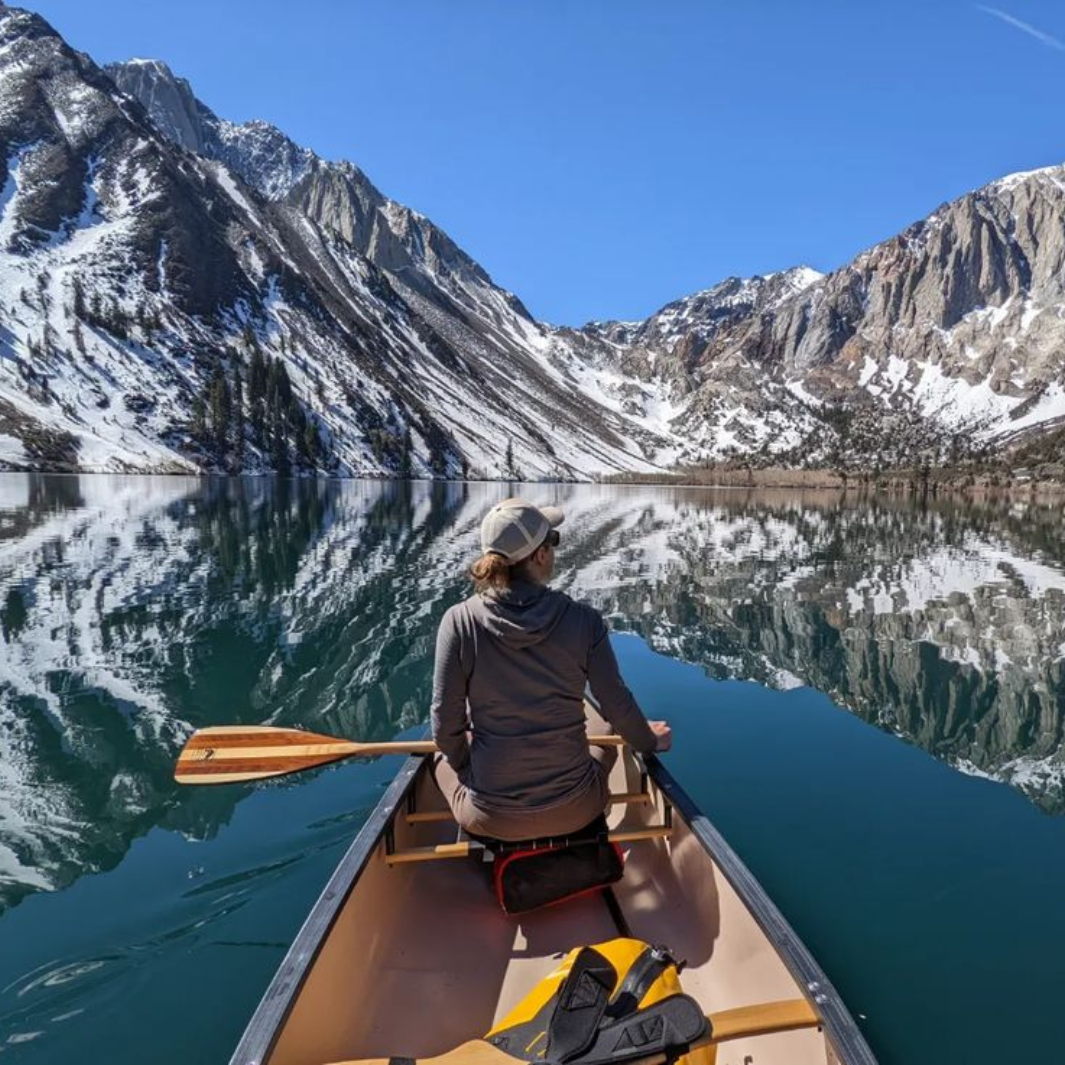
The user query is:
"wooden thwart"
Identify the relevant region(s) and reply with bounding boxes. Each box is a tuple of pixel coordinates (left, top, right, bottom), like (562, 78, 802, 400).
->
(327, 997, 821, 1065)
(384, 825, 672, 865)
(405, 791, 652, 825)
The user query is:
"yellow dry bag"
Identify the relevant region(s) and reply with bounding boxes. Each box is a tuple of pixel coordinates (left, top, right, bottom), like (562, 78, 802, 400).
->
(484, 938, 712, 1065)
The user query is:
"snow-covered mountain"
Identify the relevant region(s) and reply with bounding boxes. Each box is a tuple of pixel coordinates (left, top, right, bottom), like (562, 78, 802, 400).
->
(561, 173, 1065, 467)
(0, 8, 674, 479)
(554, 268, 829, 460)
(3, 5, 1065, 475)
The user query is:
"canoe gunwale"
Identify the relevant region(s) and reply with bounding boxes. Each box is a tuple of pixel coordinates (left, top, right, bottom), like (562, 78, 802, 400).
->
(228, 752, 426, 1065)
(230, 744, 879, 1065)
(642, 753, 879, 1065)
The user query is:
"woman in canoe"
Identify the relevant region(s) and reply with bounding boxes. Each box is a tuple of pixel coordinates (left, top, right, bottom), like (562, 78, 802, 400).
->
(431, 497, 672, 841)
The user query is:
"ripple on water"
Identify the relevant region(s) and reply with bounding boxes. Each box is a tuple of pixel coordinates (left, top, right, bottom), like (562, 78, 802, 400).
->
(0, 884, 255, 1049)
(0, 953, 130, 1051)
(5, 1031, 44, 1045)
(5, 957, 118, 998)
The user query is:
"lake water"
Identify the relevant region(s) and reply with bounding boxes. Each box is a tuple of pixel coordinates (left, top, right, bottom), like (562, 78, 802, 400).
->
(1, 475, 1064, 1065)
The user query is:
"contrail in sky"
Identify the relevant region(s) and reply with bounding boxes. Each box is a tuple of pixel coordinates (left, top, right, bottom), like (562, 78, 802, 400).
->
(977, 5, 1065, 51)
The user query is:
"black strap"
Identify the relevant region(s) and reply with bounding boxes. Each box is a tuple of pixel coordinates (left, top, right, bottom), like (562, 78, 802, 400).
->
(564, 995, 709, 1065)
(545, 948, 617, 1063)
(605, 946, 674, 1019)
(602, 887, 632, 938)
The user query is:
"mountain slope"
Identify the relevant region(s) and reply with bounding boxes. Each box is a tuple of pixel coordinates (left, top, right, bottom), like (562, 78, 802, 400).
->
(563, 172, 1065, 467)
(105, 53, 1065, 471)
(3, 7, 1065, 476)
(108, 57, 680, 474)
(0, 10, 674, 479)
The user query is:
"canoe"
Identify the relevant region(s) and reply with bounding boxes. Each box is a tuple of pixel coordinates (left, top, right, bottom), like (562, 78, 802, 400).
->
(229, 724, 878, 1065)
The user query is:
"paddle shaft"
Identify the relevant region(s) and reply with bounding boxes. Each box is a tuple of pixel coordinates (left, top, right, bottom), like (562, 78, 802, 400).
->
(174, 725, 624, 786)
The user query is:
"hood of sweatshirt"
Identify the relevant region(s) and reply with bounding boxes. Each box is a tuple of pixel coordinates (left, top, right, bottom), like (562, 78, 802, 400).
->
(469, 580, 570, 649)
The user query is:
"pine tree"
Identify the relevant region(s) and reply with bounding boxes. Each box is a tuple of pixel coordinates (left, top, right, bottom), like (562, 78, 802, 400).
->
(302, 417, 320, 468)
(248, 347, 267, 445)
(71, 278, 86, 320)
(42, 322, 58, 357)
(232, 361, 246, 468)
(261, 357, 293, 475)
(270, 358, 292, 409)
(271, 418, 290, 476)
(72, 321, 86, 357)
(208, 365, 231, 456)
(399, 424, 413, 479)
(191, 394, 207, 441)
(292, 406, 311, 468)
(505, 438, 514, 478)
(429, 444, 448, 479)
(108, 301, 129, 340)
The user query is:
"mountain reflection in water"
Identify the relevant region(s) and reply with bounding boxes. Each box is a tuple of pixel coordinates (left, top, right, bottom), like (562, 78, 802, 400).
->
(1, 473, 1063, 913)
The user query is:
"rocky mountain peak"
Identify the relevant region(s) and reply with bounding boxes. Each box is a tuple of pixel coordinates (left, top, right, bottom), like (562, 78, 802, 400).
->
(0, 6, 672, 480)
(106, 58, 316, 198)
(3, 3, 1065, 479)
(107, 57, 515, 316)
(103, 58, 208, 154)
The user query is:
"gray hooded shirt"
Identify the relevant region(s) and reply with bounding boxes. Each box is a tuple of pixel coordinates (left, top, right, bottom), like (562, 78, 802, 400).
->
(431, 580, 657, 812)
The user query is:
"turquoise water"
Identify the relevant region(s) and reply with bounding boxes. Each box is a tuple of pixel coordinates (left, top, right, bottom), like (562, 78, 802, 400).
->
(1, 475, 1064, 1064)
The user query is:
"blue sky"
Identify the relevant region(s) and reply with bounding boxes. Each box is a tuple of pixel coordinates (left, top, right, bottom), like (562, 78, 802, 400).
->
(24, 0, 1065, 324)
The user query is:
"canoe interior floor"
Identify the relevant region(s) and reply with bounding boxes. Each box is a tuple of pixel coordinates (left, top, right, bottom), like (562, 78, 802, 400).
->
(266, 756, 832, 1065)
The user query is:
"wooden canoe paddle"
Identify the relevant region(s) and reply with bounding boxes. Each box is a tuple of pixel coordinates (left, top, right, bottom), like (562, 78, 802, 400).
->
(325, 998, 822, 1065)
(174, 725, 625, 786)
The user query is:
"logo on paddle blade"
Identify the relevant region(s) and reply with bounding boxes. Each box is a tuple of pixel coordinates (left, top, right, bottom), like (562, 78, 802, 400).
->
(198, 748, 216, 761)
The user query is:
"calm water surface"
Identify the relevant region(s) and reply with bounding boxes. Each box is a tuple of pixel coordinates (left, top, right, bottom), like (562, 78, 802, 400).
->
(1, 475, 1064, 1065)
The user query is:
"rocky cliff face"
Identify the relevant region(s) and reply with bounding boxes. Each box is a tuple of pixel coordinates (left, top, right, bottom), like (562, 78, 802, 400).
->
(106, 59, 316, 197)
(561, 173, 1065, 467)
(107, 56, 674, 476)
(0, 9, 672, 479)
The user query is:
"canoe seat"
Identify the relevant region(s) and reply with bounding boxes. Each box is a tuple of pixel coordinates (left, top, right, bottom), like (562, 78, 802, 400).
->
(467, 815, 625, 914)
(384, 825, 671, 865)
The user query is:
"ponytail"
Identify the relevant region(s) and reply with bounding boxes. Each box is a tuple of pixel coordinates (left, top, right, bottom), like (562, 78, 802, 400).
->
(469, 552, 513, 592)
(469, 545, 543, 592)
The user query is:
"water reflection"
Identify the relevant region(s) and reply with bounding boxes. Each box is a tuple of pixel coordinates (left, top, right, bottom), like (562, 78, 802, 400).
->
(1, 475, 1063, 912)
(560, 492, 1065, 814)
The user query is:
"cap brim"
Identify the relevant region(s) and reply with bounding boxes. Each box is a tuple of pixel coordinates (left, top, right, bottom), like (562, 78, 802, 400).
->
(539, 505, 564, 528)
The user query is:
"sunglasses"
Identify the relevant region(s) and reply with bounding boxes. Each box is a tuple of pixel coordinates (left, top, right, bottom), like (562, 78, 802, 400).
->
(543, 529, 560, 549)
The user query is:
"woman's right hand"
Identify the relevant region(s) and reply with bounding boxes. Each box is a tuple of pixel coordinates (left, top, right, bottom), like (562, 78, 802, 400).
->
(649, 720, 672, 752)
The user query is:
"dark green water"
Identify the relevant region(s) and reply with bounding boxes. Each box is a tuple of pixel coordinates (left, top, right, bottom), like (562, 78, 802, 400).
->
(1, 474, 1064, 1064)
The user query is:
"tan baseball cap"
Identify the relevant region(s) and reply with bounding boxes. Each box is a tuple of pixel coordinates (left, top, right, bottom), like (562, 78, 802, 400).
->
(481, 497, 565, 564)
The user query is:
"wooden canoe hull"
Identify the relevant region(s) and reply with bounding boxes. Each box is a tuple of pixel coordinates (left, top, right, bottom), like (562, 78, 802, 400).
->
(230, 744, 877, 1065)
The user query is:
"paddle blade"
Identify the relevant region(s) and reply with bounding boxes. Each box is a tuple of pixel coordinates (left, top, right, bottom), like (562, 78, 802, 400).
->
(174, 726, 364, 786)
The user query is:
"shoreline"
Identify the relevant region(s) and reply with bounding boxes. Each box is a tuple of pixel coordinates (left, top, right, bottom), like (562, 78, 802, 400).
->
(3, 465, 1065, 502)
